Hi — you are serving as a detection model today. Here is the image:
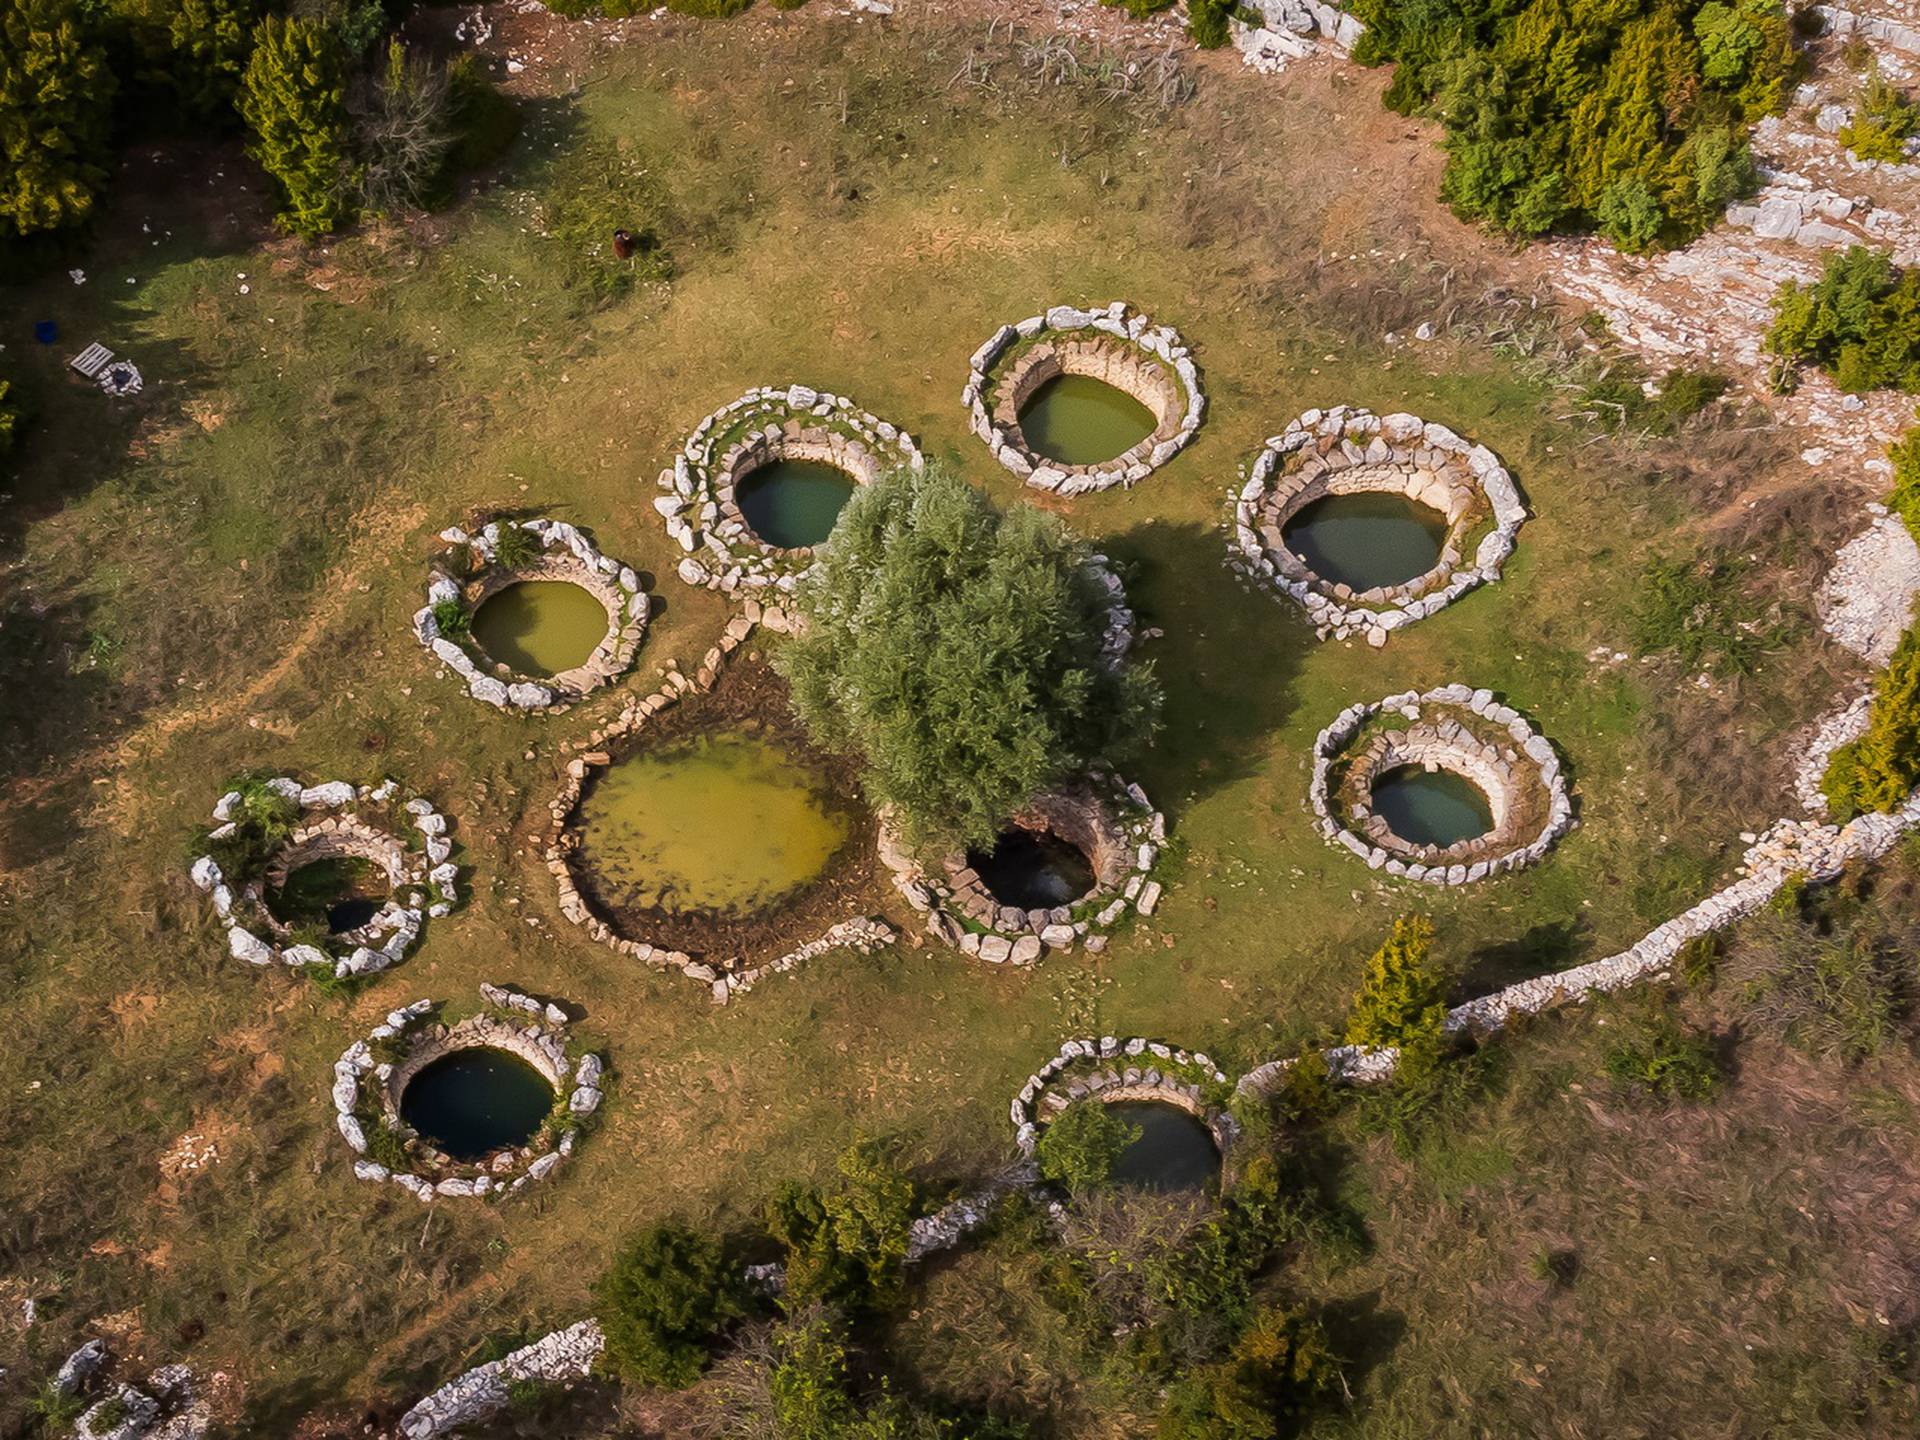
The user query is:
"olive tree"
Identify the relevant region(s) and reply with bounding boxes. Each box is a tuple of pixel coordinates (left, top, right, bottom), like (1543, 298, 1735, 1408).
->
(776, 462, 1160, 851)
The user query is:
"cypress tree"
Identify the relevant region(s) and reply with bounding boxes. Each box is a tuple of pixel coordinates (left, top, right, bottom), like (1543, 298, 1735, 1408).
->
(239, 14, 353, 239)
(1345, 915, 1448, 1049)
(0, 0, 116, 239)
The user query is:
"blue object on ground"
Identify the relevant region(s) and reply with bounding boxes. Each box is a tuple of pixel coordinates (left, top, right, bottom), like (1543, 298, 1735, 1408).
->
(33, 320, 57, 344)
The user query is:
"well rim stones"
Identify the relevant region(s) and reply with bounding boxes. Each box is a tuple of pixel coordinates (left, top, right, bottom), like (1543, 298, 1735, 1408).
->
(1231, 406, 1527, 645)
(332, 985, 605, 1202)
(880, 773, 1167, 963)
(414, 516, 649, 712)
(1008, 1035, 1239, 1163)
(189, 777, 457, 982)
(966, 301, 1204, 494)
(657, 384, 923, 622)
(1309, 684, 1575, 885)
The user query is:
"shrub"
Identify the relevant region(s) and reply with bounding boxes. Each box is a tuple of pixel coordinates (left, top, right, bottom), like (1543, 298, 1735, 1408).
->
(1035, 1101, 1142, 1193)
(361, 1117, 408, 1169)
(1677, 930, 1725, 988)
(489, 520, 539, 568)
(1275, 1043, 1335, 1123)
(0, 376, 19, 461)
(1888, 422, 1920, 542)
(665, 0, 752, 15)
(1841, 68, 1919, 163)
(778, 462, 1162, 852)
(1187, 0, 1238, 46)
(443, 54, 519, 176)
(1103, 0, 1176, 14)
(0, 0, 117, 239)
(1766, 245, 1920, 394)
(593, 1222, 745, 1388)
(1345, 915, 1447, 1049)
(1824, 624, 1920, 819)
(166, 0, 262, 120)
(768, 1138, 917, 1312)
(349, 39, 452, 216)
(430, 598, 469, 638)
(1157, 1304, 1342, 1440)
(1602, 1005, 1723, 1099)
(202, 777, 300, 877)
(240, 15, 357, 239)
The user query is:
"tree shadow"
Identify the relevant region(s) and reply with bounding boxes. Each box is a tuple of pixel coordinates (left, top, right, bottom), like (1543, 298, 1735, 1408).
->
(1317, 1288, 1408, 1416)
(1101, 518, 1313, 824)
(1459, 917, 1592, 996)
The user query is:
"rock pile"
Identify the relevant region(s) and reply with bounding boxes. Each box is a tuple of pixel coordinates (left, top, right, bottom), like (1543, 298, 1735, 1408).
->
(47, 1342, 207, 1440)
(1817, 509, 1920, 666)
(1231, 0, 1361, 73)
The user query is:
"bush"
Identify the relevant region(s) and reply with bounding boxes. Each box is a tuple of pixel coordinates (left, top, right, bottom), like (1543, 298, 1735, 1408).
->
(1187, 0, 1238, 46)
(430, 597, 469, 638)
(1158, 1305, 1342, 1440)
(0, 0, 117, 238)
(1345, 915, 1447, 1049)
(0, 376, 19, 461)
(768, 1139, 918, 1312)
(349, 39, 451, 216)
(778, 462, 1162, 852)
(166, 0, 262, 120)
(665, 0, 752, 14)
(489, 519, 539, 568)
(1824, 624, 1920, 819)
(1603, 1004, 1723, 1099)
(201, 777, 300, 878)
(240, 15, 357, 239)
(1035, 1101, 1141, 1193)
(1766, 245, 1920, 394)
(594, 1222, 745, 1389)
(1887, 422, 1920, 542)
(443, 54, 519, 175)
(1350, 0, 1792, 250)
(1841, 68, 1919, 163)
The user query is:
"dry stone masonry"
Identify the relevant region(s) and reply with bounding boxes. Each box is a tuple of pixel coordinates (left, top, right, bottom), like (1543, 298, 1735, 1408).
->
(332, 986, 603, 1202)
(656, 385, 923, 609)
(1310, 686, 1574, 884)
(414, 516, 649, 712)
(1232, 0, 1361, 73)
(189, 778, 456, 982)
(879, 773, 1168, 963)
(1007, 1036, 1237, 1158)
(1231, 407, 1527, 645)
(397, 1319, 605, 1440)
(966, 302, 1204, 494)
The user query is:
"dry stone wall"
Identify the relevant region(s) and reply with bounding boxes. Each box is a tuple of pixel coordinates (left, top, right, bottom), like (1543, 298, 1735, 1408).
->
(1007, 1035, 1236, 1156)
(397, 1320, 606, 1440)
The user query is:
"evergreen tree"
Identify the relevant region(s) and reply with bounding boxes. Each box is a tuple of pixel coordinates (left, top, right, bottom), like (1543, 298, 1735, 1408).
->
(0, 0, 116, 239)
(1824, 623, 1920, 818)
(239, 14, 353, 239)
(593, 1222, 745, 1388)
(166, 0, 260, 120)
(1345, 915, 1448, 1049)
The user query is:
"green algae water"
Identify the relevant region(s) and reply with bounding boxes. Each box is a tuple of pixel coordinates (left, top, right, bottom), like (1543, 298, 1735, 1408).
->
(576, 731, 850, 916)
(737, 461, 857, 549)
(471, 581, 608, 677)
(1281, 492, 1448, 591)
(1017, 374, 1156, 466)
(1370, 765, 1494, 848)
(1106, 1102, 1220, 1193)
(967, 827, 1095, 909)
(400, 1048, 554, 1161)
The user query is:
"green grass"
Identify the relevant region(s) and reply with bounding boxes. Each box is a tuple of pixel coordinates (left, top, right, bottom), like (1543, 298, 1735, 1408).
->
(0, 10, 1875, 1435)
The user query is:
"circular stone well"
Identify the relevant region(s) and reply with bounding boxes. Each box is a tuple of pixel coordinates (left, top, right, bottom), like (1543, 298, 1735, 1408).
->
(1009, 1036, 1238, 1170)
(966, 301, 1204, 494)
(189, 777, 457, 983)
(414, 516, 649, 712)
(881, 774, 1167, 963)
(1310, 684, 1575, 885)
(656, 384, 923, 620)
(1230, 407, 1527, 645)
(332, 985, 605, 1202)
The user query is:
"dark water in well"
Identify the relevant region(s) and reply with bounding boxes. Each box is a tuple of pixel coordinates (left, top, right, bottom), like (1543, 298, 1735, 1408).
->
(736, 461, 857, 549)
(1281, 492, 1448, 591)
(471, 580, 607, 677)
(1017, 374, 1156, 467)
(268, 858, 384, 935)
(1370, 765, 1495, 848)
(399, 1048, 554, 1160)
(1107, 1101, 1220, 1192)
(577, 731, 849, 916)
(967, 827, 1096, 909)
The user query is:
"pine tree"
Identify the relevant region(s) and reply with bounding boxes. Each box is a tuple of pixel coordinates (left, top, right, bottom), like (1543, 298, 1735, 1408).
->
(239, 14, 354, 240)
(0, 0, 117, 239)
(1345, 915, 1448, 1048)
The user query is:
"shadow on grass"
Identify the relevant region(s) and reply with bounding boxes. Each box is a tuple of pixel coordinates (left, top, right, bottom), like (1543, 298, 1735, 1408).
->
(1459, 917, 1592, 997)
(1105, 519, 1311, 823)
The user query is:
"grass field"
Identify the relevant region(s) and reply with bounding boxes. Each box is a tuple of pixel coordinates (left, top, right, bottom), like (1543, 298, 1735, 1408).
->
(0, 8, 1896, 1435)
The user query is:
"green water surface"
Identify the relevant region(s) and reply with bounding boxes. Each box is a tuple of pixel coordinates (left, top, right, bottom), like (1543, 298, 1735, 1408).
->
(399, 1048, 554, 1161)
(1106, 1101, 1221, 1192)
(1370, 765, 1494, 848)
(737, 460, 857, 549)
(471, 580, 608, 677)
(1281, 491, 1448, 592)
(1017, 374, 1156, 467)
(576, 731, 850, 916)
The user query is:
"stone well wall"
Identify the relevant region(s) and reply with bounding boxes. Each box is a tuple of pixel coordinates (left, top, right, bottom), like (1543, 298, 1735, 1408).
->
(967, 302, 1204, 494)
(414, 517, 649, 712)
(189, 778, 456, 982)
(332, 987, 605, 1202)
(1006, 1035, 1237, 1157)
(880, 774, 1167, 963)
(1231, 407, 1526, 645)
(657, 385, 923, 599)
(1309, 685, 1574, 885)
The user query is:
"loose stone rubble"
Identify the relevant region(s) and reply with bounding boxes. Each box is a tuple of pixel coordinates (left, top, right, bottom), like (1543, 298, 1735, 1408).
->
(47, 1343, 207, 1440)
(414, 516, 649, 712)
(1817, 507, 1920, 666)
(544, 618, 896, 1003)
(1006, 1035, 1237, 1157)
(332, 986, 603, 1201)
(1230, 0, 1360, 73)
(1794, 688, 1875, 815)
(966, 301, 1205, 494)
(397, 1319, 605, 1440)
(189, 778, 456, 982)
(1309, 685, 1575, 884)
(655, 385, 923, 609)
(879, 773, 1168, 962)
(1230, 407, 1527, 645)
